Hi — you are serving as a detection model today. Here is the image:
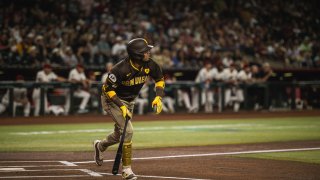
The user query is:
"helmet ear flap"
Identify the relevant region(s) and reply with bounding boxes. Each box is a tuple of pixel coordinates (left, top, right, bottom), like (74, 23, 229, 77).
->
(127, 48, 144, 61)
(131, 53, 144, 61)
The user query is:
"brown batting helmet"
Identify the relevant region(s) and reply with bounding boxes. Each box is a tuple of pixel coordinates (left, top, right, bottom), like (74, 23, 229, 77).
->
(127, 38, 153, 60)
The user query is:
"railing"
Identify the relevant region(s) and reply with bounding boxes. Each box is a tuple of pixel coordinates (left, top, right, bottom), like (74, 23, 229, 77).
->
(0, 81, 319, 117)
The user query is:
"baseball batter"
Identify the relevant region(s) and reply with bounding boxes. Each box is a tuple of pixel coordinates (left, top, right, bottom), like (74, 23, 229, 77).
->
(94, 38, 164, 180)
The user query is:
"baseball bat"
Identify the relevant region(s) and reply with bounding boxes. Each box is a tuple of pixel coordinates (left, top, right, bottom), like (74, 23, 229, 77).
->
(112, 116, 130, 175)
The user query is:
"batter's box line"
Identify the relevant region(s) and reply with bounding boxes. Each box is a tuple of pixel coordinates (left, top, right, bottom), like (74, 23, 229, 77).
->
(0, 161, 77, 168)
(0, 168, 102, 178)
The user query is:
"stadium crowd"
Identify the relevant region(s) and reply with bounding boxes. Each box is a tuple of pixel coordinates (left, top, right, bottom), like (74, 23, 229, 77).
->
(0, 0, 319, 69)
(0, 0, 319, 116)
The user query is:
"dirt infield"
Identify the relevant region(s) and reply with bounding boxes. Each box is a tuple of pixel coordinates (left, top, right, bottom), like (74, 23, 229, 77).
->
(0, 141, 320, 179)
(0, 110, 320, 179)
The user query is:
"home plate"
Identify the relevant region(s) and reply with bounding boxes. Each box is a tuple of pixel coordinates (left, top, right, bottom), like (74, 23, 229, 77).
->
(0, 168, 25, 172)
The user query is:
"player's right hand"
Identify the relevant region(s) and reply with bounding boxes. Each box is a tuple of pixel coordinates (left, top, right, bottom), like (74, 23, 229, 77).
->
(120, 105, 132, 119)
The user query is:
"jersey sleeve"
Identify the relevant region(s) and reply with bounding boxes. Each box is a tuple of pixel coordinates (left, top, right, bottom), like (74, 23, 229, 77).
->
(36, 72, 41, 82)
(50, 72, 58, 81)
(150, 61, 164, 82)
(104, 69, 121, 92)
(68, 70, 74, 81)
(150, 60, 165, 91)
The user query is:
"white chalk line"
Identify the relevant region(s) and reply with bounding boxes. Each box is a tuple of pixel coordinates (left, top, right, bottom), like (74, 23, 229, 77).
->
(11, 124, 317, 135)
(0, 165, 67, 168)
(0, 168, 26, 172)
(0, 175, 89, 179)
(79, 169, 102, 177)
(0, 160, 77, 168)
(73, 147, 320, 164)
(59, 161, 78, 166)
(0, 161, 59, 163)
(0, 168, 102, 178)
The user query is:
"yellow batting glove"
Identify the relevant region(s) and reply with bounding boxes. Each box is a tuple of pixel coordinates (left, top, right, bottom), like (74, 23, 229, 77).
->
(120, 105, 132, 119)
(152, 96, 162, 114)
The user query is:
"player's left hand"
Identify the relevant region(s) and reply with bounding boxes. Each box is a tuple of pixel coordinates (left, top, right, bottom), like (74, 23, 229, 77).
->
(152, 96, 162, 114)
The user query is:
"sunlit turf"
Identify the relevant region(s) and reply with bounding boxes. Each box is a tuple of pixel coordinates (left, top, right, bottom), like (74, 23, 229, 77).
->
(0, 116, 319, 151)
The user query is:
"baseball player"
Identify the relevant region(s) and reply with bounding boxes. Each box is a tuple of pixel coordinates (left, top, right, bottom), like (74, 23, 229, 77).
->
(194, 61, 215, 113)
(219, 63, 239, 111)
(94, 38, 164, 180)
(32, 64, 66, 116)
(65, 64, 91, 114)
(234, 65, 252, 112)
(0, 75, 30, 117)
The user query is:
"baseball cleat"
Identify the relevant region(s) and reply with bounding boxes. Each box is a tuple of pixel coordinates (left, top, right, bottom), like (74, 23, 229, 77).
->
(93, 140, 103, 166)
(122, 167, 137, 180)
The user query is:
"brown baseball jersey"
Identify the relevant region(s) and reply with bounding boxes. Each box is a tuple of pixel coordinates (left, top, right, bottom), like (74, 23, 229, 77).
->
(104, 57, 164, 102)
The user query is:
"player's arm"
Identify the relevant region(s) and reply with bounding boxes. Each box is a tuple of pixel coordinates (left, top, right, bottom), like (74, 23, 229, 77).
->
(102, 73, 132, 119)
(150, 61, 165, 114)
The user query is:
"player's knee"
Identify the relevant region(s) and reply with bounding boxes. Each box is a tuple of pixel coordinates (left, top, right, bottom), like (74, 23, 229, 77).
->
(124, 129, 133, 142)
(113, 126, 121, 141)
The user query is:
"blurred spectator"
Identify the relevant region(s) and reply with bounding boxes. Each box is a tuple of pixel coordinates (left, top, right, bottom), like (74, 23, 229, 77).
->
(101, 62, 114, 84)
(111, 36, 126, 61)
(250, 63, 274, 110)
(0, 0, 318, 69)
(50, 48, 64, 66)
(162, 74, 175, 113)
(61, 46, 78, 67)
(0, 75, 30, 117)
(87, 71, 99, 111)
(96, 34, 111, 65)
(100, 62, 113, 115)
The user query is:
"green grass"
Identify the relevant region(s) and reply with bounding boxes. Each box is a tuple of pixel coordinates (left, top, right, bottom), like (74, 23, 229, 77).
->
(0, 116, 319, 151)
(233, 150, 320, 164)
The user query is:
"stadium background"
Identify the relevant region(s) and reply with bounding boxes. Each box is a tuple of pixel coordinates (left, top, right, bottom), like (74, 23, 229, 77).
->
(0, 0, 320, 179)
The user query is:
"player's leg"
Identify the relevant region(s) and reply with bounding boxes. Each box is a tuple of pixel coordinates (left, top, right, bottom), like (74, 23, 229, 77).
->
(32, 89, 40, 116)
(95, 97, 135, 170)
(225, 88, 231, 107)
(117, 101, 136, 179)
(64, 90, 70, 115)
(74, 90, 90, 113)
(165, 97, 175, 113)
(24, 101, 31, 117)
(191, 87, 199, 112)
(12, 102, 18, 117)
(233, 89, 244, 112)
(205, 90, 214, 112)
